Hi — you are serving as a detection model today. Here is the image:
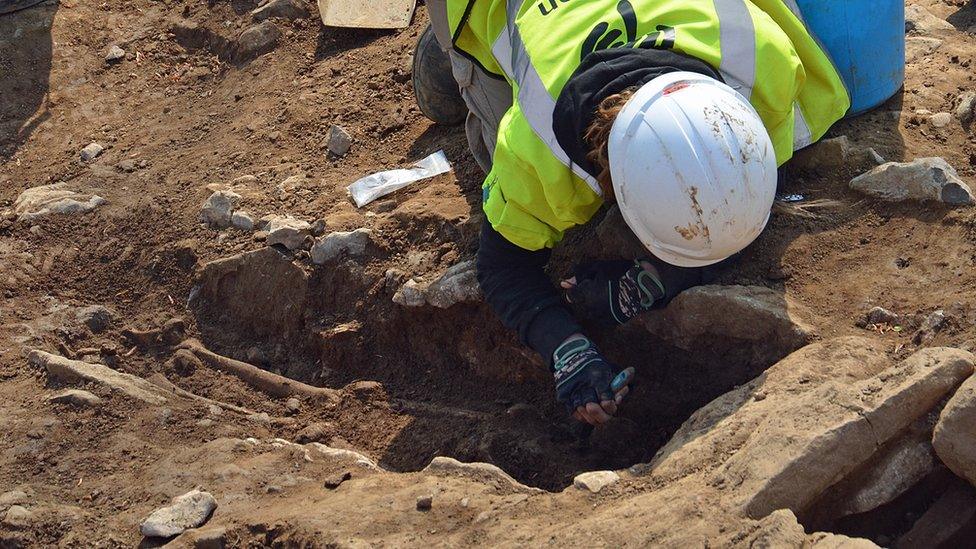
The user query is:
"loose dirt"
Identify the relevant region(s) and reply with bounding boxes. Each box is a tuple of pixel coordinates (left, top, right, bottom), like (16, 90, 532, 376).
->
(3, 0, 976, 546)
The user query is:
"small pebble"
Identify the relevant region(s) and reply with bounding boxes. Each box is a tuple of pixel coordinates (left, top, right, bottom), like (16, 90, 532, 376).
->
(416, 494, 433, 511)
(285, 397, 301, 415)
(80, 142, 104, 162)
(105, 44, 125, 64)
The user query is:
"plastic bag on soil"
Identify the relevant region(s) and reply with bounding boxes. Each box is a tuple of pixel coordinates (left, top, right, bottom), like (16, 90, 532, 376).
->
(347, 150, 451, 208)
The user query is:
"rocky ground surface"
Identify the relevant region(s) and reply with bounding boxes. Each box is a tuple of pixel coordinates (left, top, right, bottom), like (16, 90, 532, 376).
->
(4, 0, 976, 546)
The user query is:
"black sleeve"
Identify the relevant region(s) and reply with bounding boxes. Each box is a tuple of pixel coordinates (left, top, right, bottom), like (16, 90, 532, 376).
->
(476, 222, 582, 367)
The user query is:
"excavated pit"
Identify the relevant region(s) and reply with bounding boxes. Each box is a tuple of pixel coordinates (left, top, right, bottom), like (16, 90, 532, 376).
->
(188, 245, 810, 491)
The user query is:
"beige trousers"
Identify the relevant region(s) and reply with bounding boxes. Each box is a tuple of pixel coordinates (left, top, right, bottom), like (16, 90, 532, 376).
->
(425, 0, 513, 173)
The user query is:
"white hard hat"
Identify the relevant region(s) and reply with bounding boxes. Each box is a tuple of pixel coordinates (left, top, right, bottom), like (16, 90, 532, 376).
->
(607, 71, 777, 267)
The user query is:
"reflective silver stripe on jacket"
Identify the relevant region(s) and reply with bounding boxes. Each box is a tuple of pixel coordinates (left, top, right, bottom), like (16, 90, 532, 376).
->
(713, 0, 756, 100)
(781, 0, 853, 139)
(715, 0, 816, 151)
(491, 0, 604, 197)
(490, 0, 815, 185)
(793, 103, 813, 149)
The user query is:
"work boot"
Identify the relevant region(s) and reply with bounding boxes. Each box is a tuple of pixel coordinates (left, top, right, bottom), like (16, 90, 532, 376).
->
(413, 24, 467, 126)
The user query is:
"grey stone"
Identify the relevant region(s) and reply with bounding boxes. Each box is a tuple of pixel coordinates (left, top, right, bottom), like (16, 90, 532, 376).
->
(12, 183, 107, 222)
(424, 260, 482, 308)
(251, 0, 309, 21)
(200, 190, 242, 229)
(310, 218, 327, 236)
(392, 278, 426, 307)
(264, 216, 311, 250)
(235, 22, 280, 62)
(788, 136, 879, 171)
(416, 494, 433, 511)
(326, 125, 352, 156)
(49, 389, 103, 408)
(231, 210, 255, 231)
(80, 142, 104, 161)
(105, 44, 125, 63)
(905, 37, 943, 63)
(310, 228, 371, 264)
(914, 309, 949, 344)
(850, 157, 975, 206)
(74, 304, 115, 333)
(638, 285, 817, 368)
(905, 4, 953, 34)
(865, 306, 899, 326)
(140, 489, 217, 538)
(922, 309, 948, 333)
(933, 376, 976, 487)
(573, 471, 620, 494)
(285, 398, 301, 415)
(2, 505, 32, 529)
(956, 92, 976, 125)
(29, 350, 169, 404)
(835, 427, 936, 517)
(930, 112, 952, 128)
(392, 261, 482, 309)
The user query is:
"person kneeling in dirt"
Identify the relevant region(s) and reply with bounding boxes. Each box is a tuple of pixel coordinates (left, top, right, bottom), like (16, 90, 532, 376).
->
(413, 0, 850, 426)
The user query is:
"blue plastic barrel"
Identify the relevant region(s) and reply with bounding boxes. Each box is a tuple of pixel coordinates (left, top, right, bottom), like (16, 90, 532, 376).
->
(794, 0, 905, 115)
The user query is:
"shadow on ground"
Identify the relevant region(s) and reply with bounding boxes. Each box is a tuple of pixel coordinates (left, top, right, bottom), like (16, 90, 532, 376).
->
(0, 0, 56, 161)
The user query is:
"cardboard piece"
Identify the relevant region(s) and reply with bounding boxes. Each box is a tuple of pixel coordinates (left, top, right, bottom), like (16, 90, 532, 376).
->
(317, 0, 416, 29)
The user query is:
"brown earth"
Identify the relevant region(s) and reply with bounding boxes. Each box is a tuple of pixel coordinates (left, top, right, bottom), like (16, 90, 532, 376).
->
(3, 0, 976, 546)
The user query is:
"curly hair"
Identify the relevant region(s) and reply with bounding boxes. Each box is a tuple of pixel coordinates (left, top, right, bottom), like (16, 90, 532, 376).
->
(583, 87, 637, 202)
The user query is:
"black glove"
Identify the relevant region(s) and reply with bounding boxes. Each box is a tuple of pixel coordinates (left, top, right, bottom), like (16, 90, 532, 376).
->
(565, 259, 703, 326)
(553, 336, 630, 414)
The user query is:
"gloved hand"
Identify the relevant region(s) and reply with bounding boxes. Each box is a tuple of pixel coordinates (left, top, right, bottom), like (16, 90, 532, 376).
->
(561, 259, 703, 325)
(553, 336, 635, 425)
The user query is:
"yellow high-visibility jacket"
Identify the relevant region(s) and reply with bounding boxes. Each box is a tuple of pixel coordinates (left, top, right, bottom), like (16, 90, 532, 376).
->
(448, 0, 850, 251)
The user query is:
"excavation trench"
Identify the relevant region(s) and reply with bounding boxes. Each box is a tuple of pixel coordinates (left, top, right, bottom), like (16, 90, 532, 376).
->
(188, 246, 794, 491)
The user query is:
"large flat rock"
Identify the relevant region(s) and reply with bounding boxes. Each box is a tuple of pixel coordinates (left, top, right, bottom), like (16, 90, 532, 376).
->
(933, 375, 976, 487)
(643, 337, 974, 519)
(637, 285, 817, 368)
(733, 347, 972, 518)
